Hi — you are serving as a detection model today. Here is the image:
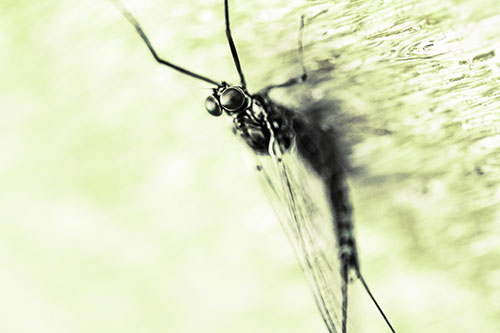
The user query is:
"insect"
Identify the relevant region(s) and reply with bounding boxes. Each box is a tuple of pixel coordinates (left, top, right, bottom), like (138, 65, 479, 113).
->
(111, 0, 397, 332)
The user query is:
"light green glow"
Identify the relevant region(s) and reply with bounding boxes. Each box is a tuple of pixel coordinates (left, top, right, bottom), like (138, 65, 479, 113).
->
(1, 0, 499, 332)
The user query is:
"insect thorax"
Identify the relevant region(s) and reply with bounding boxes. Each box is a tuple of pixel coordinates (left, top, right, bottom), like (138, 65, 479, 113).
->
(233, 93, 294, 155)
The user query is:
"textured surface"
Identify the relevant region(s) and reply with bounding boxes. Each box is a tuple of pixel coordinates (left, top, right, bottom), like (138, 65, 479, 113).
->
(1, 0, 499, 332)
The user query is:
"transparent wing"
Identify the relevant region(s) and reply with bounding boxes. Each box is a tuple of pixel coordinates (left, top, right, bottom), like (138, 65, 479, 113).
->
(253, 145, 354, 333)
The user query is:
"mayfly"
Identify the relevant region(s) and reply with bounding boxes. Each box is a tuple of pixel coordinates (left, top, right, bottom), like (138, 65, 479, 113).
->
(111, 0, 397, 332)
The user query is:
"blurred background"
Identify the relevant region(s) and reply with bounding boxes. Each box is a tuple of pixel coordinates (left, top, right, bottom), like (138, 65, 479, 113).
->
(1, 0, 499, 332)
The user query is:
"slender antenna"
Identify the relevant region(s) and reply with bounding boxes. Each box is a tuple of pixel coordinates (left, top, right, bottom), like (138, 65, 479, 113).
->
(358, 272, 397, 333)
(224, 0, 247, 89)
(110, 0, 221, 86)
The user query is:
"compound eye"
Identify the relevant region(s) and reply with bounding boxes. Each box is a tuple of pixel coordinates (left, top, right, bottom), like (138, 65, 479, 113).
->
(205, 95, 222, 116)
(220, 87, 246, 111)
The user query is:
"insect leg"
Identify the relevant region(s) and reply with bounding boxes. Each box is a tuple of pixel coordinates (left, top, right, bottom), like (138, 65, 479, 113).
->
(263, 15, 308, 93)
(110, 0, 220, 86)
(298, 15, 308, 82)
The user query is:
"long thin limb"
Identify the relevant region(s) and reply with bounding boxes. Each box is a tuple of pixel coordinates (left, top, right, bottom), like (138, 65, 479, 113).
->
(224, 0, 247, 89)
(263, 15, 308, 93)
(298, 15, 308, 81)
(110, 0, 220, 86)
(358, 271, 397, 333)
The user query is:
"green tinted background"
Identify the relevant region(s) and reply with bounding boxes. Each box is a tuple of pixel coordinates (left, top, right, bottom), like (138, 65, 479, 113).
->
(1, 1, 325, 332)
(1, 0, 499, 332)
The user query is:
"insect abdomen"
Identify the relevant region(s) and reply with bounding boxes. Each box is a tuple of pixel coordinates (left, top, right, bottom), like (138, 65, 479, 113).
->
(292, 113, 360, 275)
